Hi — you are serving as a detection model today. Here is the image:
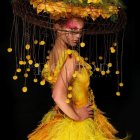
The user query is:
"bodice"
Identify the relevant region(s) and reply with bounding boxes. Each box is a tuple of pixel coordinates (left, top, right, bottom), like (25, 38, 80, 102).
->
(42, 49, 94, 108)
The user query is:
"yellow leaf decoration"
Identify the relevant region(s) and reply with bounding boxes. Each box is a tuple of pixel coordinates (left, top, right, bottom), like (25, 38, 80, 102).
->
(29, 0, 122, 21)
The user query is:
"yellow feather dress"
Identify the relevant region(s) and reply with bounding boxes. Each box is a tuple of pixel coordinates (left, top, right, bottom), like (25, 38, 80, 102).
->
(28, 49, 129, 140)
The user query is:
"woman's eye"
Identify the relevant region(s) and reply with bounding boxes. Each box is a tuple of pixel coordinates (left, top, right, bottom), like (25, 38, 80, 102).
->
(70, 30, 83, 35)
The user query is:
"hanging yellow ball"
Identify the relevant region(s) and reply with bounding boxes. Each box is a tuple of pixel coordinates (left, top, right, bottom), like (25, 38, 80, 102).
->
(99, 56, 103, 60)
(16, 68, 21, 73)
(34, 63, 39, 68)
(22, 86, 28, 93)
(7, 48, 12, 52)
(115, 70, 120, 74)
(101, 71, 105, 75)
(108, 63, 112, 67)
(92, 61, 95, 65)
(95, 67, 100, 71)
(26, 55, 31, 60)
(26, 68, 30, 72)
(80, 42, 85, 48)
(13, 75, 18, 80)
(110, 47, 116, 53)
(116, 91, 120, 96)
(68, 93, 72, 98)
(68, 86, 73, 91)
(28, 60, 33, 65)
(34, 40, 38, 45)
(33, 78, 38, 83)
(23, 61, 26, 65)
(40, 80, 45, 85)
(119, 82, 124, 87)
(19, 60, 24, 65)
(106, 70, 110, 74)
(25, 44, 30, 50)
(65, 98, 70, 103)
(39, 41, 46, 45)
(24, 73, 28, 78)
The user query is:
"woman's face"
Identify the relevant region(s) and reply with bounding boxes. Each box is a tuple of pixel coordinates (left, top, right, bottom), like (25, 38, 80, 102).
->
(57, 18, 84, 47)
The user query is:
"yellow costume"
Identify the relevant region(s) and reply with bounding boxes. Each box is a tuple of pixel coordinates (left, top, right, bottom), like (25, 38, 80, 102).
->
(28, 50, 125, 140)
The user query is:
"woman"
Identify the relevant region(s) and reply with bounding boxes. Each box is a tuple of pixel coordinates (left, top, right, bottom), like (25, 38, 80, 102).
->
(28, 17, 126, 140)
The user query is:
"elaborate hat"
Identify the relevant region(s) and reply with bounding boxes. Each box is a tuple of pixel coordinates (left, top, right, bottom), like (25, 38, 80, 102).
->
(8, 0, 127, 95)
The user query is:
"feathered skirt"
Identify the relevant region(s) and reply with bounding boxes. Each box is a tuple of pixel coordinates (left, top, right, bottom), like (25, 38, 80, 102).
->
(27, 106, 125, 140)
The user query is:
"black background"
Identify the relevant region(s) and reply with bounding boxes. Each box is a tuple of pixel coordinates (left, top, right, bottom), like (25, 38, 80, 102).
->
(0, 0, 139, 140)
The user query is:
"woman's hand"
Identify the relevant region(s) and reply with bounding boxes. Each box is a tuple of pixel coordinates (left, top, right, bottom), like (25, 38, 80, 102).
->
(74, 104, 94, 121)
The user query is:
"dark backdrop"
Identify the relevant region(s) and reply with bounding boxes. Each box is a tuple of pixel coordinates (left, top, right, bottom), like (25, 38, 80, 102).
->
(0, 1, 139, 140)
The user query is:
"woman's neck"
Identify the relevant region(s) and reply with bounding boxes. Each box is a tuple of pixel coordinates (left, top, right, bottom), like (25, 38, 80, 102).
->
(54, 38, 68, 51)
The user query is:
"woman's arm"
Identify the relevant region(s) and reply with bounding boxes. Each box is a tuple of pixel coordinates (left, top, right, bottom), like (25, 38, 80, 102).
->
(52, 55, 93, 121)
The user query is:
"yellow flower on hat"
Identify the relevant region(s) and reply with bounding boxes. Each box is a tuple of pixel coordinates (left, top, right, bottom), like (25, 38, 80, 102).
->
(87, 0, 102, 4)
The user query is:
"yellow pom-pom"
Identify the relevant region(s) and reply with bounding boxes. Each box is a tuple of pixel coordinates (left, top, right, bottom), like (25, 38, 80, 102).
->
(116, 91, 120, 96)
(115, 70, 120, 74)
(40, 80, 45, 85)
(7, 48, 12, 52)
(92, 61, 95, 65)
(22, 86, 28, 93)
(99, 56, 103, 60)
(68, 93, 72, 98)
(65, 98, 70, 103)
(110, 47, 116, 53)
(25, 44, 30, 50)
(101, 71, 105, 75)
(26, 55, 31, 60)
(39, 41, 45, 45)
(95, 67, 100, 72)
(28, 60, 33, 65)
(119, 82, 124, 87)
(34, 40, 38, 45)
(22, 61, 26, 65)
(108, 63, 112, 67)
(34, 63, 39, 68)
(33, 78, 38, 83)
(13, 75, 18, 80)
(26, 68, 30, 72)
(80, 42, 85, 48)
(68, 86, 73, 91)
(16, 68, 21, 73)
(48, 76, 52, 81)
(24, 73, 28, 78)
(106, 70, 110, 74)
(19, 60, 24, 65)
(67, 49, 72, 55)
